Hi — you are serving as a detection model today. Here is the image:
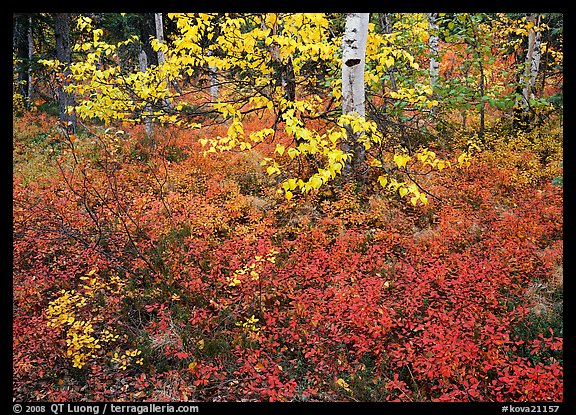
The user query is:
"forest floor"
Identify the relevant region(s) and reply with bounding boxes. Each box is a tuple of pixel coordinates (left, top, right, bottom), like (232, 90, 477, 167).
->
(13, 111, 563, 402)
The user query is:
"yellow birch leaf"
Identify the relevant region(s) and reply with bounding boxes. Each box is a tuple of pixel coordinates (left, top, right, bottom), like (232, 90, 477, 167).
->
(420, 193, 429, 205)
(287, 178, 297, 190)
(336, 378, 351, 392)
(394, 153, 410, 169)
(266, 166, 278, 175)
(378, 175, 388, 188)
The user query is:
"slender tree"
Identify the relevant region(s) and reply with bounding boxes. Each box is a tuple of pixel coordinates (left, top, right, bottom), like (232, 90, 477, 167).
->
(341, 13, 369, 180)
(14, 14, 31, 106)
(261, 13, 296, 103)
(53, 13, 76, 132)
(140, 13, 158, 67)
(428, 13, 439, 91)
(154, 13, 166, 65)
(207, 50, 218, 99)
(522, 13, 542, 108)
(27, 15, 34, 104)
(138, 47, 154, 138)
(514, 13, 543, 129)
(154, 13, 173, 110)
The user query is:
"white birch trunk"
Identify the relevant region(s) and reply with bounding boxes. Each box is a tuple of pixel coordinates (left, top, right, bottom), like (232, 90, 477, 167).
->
(208, 51, 218, 99)
(139, 49, 154, 138)
(522, 13, 542, 107)
(341, 13, 369, 179)
(428, 13, 439, 90)
(342, 13, 369, 118)
(154, 13, 166, 65)
(154, 13, 173, 110)
(529, 14, 542, 96)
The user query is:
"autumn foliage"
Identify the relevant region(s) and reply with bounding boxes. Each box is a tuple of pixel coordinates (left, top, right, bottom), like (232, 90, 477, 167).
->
(13, 12, 562, 404)
(13, 107, 562, 401)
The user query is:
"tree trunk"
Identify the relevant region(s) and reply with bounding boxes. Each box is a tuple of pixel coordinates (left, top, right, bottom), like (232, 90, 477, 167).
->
(54, 13, 76, 133)
(467, 14, 485, 140)
(154, 13, 173, 110)
(138, 48, 154, 138)
(523, 13, 541, 105)
(341, 13, 369, 180)
(380, 13, 397, 92)
(207, 50, 218, 99)
(141, 13, 158, 67)
(261, 14, 296, 103)
(27, 15, 34, 105)
(428, 13, 439, 91)
(515, 13, 542, 129)
(154, 13, 166, 65)
(14, 14, 30, 105)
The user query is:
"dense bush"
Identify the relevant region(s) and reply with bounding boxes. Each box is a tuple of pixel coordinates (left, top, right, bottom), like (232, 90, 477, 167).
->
(13, 112, 562, 402)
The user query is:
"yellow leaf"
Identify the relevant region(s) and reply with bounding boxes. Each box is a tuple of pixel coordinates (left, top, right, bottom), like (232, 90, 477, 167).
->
(285, 191, 293, 201)
(275, 144, 285, 156)
(420, 193, 429, 205)
(229, 277, 242, 287)
(336, 378, 351, 392)
(310, 176, 323, 189)
(370, 158, 382, 167)
(287, 148, 299, 159)
(188, 361, 197, 371)
(393, 153, 410, 169)
(410, 195, 419, 206)
(378, 175, 388, 188)
(87, 269, 96, 276)
(399, 187, 409, 198)
(266, 166, 278, 175)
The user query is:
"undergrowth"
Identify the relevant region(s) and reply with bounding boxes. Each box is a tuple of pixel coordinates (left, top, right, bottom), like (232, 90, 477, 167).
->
(13, 113, 562, 402)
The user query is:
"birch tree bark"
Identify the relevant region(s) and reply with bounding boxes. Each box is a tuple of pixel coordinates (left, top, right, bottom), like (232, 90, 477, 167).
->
(341, 13, 369, 180)
(522, 13, 542, 107)
(154, 13, 166, 65)
(428, 13, 439, 90)
(154, 13, 173, 109)
(208, 50, 218, 99)
(515, 13, 542, 129)
(138, 48, 154, 138)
